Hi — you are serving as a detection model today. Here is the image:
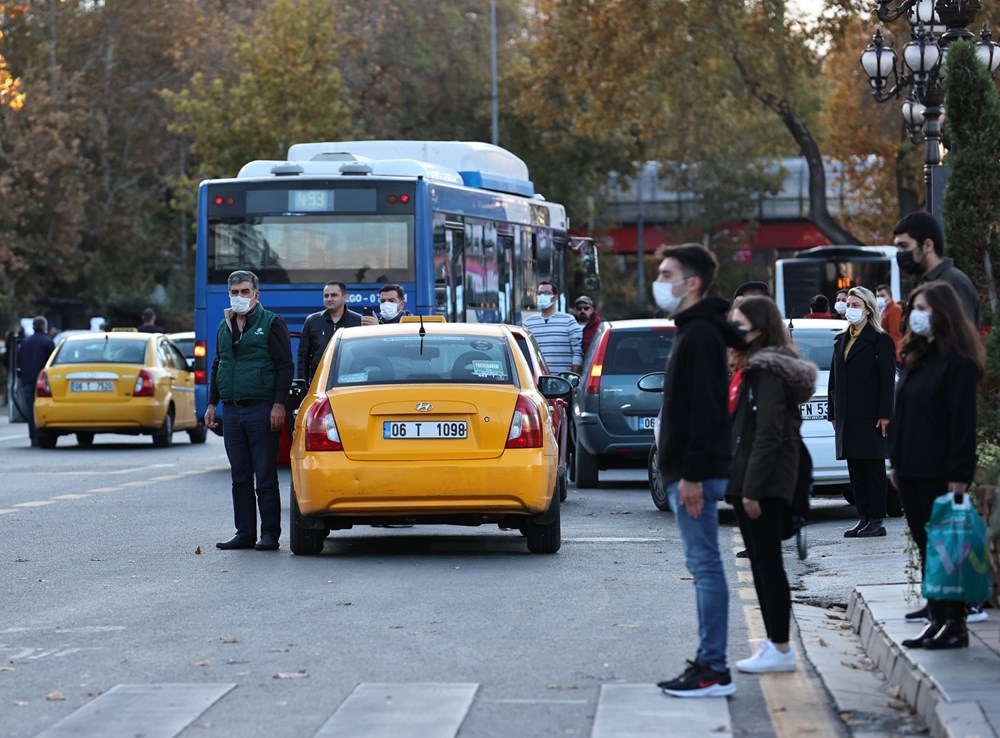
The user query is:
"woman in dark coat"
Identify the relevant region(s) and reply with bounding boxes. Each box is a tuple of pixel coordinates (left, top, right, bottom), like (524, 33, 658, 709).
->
(727, 297, 817, 673)
(891, 281, 984, 650)
(828, 286, 898, 537)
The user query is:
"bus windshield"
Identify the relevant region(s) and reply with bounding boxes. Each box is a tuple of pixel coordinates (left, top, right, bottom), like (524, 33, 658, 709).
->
(208, 214, 414, 284)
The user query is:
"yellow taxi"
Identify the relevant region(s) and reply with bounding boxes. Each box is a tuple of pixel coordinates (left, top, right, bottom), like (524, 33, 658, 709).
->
(289, 319, 573, 555)
(33, 332, 204, 448)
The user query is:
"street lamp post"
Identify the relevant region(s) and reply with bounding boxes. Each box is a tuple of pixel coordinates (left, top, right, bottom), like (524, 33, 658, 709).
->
(859, 0, 1000, 221)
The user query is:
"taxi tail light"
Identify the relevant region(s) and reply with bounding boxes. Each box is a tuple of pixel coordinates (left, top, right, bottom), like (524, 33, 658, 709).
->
(305, 396, 343, 451)
(194, 341, 207, 384)
(35, 371, 52, 397)
(133, 370, 155, 397)
(506, 394, 543, 449)
(585, 331, 611, 394)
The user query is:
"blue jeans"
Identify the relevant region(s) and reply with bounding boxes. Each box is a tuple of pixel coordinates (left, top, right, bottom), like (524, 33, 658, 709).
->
(667, 478, 730, 672)
(222, 401, 281, 541)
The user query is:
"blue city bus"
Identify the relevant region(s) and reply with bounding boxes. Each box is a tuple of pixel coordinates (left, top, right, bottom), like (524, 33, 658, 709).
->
(193, 140, 589, 422)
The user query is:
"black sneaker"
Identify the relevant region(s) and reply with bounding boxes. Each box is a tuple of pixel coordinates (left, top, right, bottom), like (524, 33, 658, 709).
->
(659, 660, 736, 698)
(904, 604, 929, 623)
(967, 603, 989, 623)
(856, 520, 887, 537)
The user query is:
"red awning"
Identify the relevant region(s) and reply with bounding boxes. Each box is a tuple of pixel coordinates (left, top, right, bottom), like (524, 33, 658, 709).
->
(598, 221, 831, 254)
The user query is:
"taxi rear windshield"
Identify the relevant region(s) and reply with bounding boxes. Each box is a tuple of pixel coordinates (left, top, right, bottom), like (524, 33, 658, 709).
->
(328, 334, 517, 388)
(53, 338, 148, 365)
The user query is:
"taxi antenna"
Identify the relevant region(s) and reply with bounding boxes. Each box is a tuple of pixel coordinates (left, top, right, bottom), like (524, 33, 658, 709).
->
(418, 314, 426, 354)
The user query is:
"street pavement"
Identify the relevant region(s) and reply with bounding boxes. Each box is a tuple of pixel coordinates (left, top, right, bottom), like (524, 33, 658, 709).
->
(0, 408, 1000, 738)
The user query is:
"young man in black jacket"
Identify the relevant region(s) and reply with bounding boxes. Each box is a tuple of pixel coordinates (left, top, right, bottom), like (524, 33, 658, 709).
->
(653, 243, 745, 698)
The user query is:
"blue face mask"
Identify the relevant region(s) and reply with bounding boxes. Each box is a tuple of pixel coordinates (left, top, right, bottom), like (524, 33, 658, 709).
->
(909, 309, 932, 336)
(230, 295, 252, 315)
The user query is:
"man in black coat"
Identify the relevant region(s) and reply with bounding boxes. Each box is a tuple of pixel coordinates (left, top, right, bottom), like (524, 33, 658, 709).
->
(297, 281, 362, 386)
(653, 243, 746, 699)
(17, 316, 56, 446)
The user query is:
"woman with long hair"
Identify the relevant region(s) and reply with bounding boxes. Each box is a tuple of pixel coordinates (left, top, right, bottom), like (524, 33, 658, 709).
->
(892, 281, 985, 650)
(828, 286, 898, 537)
(727, 297, 817, 673)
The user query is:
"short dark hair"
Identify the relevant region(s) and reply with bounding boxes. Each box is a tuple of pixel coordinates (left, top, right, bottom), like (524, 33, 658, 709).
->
(379, 283, 406, 300)
(141, 307, 156, 322)
(654, 243, 719, 295)
(809, 294, 829, 312)
(876, 284, 891, 295)
(538, 279, 557, 294)
(324, 281, 348, 294)
(734, 281, 770, 299)
(893, 211, 943, 257)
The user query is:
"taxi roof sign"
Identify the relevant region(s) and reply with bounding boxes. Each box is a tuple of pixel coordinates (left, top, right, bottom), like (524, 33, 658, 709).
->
(399, 315, 446, 323)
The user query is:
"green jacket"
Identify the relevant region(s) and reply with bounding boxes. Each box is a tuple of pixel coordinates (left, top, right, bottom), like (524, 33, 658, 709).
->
(215, 305, 277, 402)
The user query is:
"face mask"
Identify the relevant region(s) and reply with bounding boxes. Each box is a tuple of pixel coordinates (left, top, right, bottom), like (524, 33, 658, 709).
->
(909, 309, 933, 336)
(379, 302, 399, 320)
(876, 297, 887, 310)
(652, 279, 687, 314)
(896, 250, 924, 275)
(537, 294, 555, 310)
(845, 307, 865, 325)
(230, 295, 252, 315)
(834, 300, 847, 315)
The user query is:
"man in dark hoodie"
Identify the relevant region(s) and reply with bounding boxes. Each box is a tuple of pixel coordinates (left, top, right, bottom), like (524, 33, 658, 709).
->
(653, 243, 744, 699)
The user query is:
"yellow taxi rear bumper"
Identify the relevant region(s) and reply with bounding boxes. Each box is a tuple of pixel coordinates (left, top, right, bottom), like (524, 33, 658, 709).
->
(34, 398, 166, 430)
(292, 449, 556, 518)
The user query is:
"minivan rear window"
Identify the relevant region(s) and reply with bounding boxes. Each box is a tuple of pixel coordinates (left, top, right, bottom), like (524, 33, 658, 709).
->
(603, 329, 675, 375)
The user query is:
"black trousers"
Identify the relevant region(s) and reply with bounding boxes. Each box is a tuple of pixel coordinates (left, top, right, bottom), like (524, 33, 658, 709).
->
(896, 475, 948, 574)
(847, 458, 888, 521)
(222, 401, 282, 540)
(736, 497, 791, 644)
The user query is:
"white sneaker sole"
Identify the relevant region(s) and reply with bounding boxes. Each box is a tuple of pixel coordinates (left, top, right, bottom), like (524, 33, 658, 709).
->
(661, 682, 737, 698)
(967, 610, 988, 623)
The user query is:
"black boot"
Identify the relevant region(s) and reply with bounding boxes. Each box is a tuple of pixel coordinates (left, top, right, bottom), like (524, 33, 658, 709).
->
(924, 601, 969, 650)
(843, 519, 868, 538)
(902, 599, 945, 648)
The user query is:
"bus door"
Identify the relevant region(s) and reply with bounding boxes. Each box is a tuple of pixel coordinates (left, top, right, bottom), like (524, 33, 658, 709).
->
(434, 221, 464, 323)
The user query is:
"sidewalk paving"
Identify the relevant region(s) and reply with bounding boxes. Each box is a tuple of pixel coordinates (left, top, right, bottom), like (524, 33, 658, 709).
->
(845, 584, 1000, 738)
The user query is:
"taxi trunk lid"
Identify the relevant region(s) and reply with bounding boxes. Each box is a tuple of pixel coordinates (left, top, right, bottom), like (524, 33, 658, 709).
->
(44, 364, 146, 404)
(329, 386, 520, 461)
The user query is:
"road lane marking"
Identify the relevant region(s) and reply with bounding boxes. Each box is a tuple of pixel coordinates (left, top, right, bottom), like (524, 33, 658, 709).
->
(13, 500, 57, 508)
(0, 433, 27, 442)
(35, 683, 235, 738)
(36, 463, 176, 476)
(592, 684, 732, 737)
(51, 494, 91, 500)
(564, 537, 667, 543)
(315, 683, 478, 738)
(0, 509, 16, 515)
(85, 487, 124, 493)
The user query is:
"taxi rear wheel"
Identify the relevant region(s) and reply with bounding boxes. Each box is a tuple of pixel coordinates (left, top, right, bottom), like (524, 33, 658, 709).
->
(290, 487, 326, 556)
(37, 429, 58, 449)
(526, 490, 561, 554)
(187, 423, 208, 445)
(76, 432, 95, 448)
(648, 446, 670, 511)
(557, 468, 568, 502)
(152, 409, 174, 448)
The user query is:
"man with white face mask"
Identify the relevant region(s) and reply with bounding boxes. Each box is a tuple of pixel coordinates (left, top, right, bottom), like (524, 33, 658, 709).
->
(360, 284, 413, 326)
(652, 244, 746, 698)
(205, 270, 294, 551)
(521, 281, 583, 373)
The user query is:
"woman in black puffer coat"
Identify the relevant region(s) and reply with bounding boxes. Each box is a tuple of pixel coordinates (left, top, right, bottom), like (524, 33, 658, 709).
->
(727, 297, 817, 674)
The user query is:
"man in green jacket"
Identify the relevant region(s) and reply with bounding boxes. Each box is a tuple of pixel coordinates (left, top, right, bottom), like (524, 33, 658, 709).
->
(205, 270, 294, 551)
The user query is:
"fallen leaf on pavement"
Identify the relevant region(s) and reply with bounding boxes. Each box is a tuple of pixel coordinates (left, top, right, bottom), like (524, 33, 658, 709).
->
(613, 623, 639, 628)
(887, 698, 909, 710)
(195, 546, 202, 555)
(219, 637, 239, 644)
(196, 660, 211, 667)
(15, 700, 28, 707)
(46, 691, 66, 701)
(274, 669, 308, 679)
(816, 637, 829, 647)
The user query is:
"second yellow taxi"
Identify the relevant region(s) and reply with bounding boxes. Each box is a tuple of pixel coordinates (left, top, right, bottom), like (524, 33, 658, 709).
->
(289, 319, 573, 555)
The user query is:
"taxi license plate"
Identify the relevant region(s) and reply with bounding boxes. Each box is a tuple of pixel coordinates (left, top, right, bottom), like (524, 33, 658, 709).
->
(638, 416, 658, 430)
(800, 400, 828, 421)
(383, 421, 468, 439)
(71, 381, 114, 392)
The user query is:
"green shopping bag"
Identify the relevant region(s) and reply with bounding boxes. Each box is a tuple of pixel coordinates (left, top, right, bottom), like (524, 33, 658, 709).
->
(922, 492, 993, 604)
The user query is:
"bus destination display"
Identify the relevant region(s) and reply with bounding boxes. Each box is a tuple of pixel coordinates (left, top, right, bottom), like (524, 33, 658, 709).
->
(244, 188, 378, 214)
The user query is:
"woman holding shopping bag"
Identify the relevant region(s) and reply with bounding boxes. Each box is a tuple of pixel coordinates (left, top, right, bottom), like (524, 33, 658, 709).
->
(890, 281, 985, 649)
(727, 297, 817, 672)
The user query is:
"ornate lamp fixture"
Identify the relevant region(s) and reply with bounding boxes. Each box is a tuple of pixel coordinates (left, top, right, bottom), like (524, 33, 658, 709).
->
(859, 1, 1000, 217)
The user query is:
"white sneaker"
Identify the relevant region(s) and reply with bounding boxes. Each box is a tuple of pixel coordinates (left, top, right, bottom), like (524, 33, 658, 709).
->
(967, 604, 989, 623)
(736, 640, 796, 673)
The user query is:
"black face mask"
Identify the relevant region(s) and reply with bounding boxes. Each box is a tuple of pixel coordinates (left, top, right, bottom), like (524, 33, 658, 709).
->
(896, 249, 924, 275)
